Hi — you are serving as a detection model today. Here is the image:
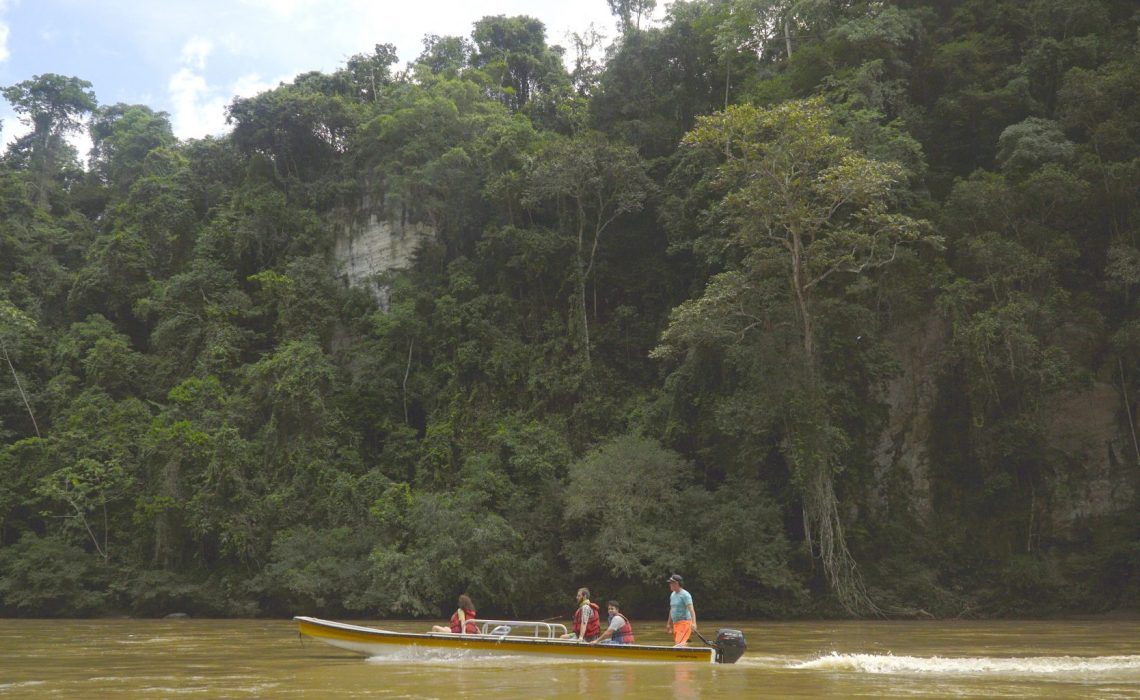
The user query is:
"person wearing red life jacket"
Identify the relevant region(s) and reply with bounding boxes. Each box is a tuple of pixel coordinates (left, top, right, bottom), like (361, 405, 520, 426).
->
(430, 594, 478, 634)
(560, 587, 600, 642)
(590, 601, 635, 645)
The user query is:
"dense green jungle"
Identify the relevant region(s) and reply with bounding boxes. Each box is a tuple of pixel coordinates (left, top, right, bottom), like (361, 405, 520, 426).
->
(1, 0, 1138, 621)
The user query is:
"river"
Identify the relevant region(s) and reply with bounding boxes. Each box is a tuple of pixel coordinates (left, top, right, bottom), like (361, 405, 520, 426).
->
(1, 618, 1137, 698)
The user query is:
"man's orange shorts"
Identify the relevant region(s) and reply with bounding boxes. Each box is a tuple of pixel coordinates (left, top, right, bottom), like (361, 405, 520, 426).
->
(672, 619, 692, 646)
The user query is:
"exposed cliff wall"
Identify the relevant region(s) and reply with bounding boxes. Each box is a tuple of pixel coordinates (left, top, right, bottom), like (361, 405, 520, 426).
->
(333, 198, 433, 308)
(1045, 382, 1137, 526)
(873, 316, 946, 516)
(873, 318, 1137, 533)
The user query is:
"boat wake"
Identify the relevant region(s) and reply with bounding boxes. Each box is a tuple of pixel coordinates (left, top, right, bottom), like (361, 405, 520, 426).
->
(791, 652, 1140, 679)
(363, 647, 587, 667)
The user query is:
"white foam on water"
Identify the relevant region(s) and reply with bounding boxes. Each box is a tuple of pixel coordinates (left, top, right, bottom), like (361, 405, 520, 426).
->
(362, 646, 663, 668)
(0, 681, 46, 690)
(791, 652, 1140, 679)
(364, 646, 566, 667)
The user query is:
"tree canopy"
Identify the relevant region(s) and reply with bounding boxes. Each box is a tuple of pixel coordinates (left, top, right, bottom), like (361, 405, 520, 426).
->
(0, 1, 1137, 620)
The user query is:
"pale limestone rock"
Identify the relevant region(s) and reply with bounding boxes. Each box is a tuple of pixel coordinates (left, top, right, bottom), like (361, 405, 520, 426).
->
(334, 211, 433, 309)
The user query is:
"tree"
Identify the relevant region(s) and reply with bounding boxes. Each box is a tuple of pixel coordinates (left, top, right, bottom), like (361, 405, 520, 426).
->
(1, 74, 97, 207)
(523, 131, 653, 366)
(608, 0, 657, 35)
(226, 79, 358, 208)
(678, 98, 932, 360)
(657, 98, 935, 614)
(341, 43, 399, 102)
(87, 104, 177, 196)
(590, 1, 756, 157)
(996, 117, 1075, 179)
(562, 435, 688, 580)
(415, 35, 475, 81)
(471, 15, 570, 114)
(728, 0, 844, 62)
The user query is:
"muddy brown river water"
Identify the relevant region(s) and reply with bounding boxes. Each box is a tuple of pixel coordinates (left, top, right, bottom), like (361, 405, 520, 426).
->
(0, 617, 1137, 698)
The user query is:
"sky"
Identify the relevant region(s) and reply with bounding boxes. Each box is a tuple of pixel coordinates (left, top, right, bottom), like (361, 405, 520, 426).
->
(0, 0, 642, 151)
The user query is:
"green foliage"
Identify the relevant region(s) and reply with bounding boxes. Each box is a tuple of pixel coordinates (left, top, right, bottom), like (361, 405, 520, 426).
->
(88, 104, 177, 196)
(0, 0, 1137, 621)
(2, 74, 97, 208)
(563, 435, 689, 581)
(259, 526, 377, 615)
(686, 478, 807, 617)
(0, 533, 108, 615)
(996, 117, 1075, 178)
(470, 15, 571, 117)
(366, 488, 550, 617)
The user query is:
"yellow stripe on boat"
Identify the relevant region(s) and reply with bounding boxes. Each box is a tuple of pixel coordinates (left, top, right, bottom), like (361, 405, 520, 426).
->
(295, 616, 716, 663)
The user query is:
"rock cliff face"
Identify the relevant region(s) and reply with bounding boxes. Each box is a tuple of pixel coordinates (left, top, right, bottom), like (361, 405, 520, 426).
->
(875, 318, 1137, 532)
(1045, 382, 1137, 526)
(333, 201, 433, 309)
(873, 316, 946, 516)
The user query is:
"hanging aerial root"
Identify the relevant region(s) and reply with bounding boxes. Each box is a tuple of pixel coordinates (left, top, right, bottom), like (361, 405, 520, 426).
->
(802, 468, 882, 617)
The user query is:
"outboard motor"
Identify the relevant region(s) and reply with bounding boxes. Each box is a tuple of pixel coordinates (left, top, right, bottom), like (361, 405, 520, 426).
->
(713, 628, 747, 664)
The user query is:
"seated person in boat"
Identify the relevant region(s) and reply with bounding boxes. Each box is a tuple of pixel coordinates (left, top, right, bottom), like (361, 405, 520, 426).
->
(431, 594, 478, 634)
(590, 601, 635, 645)
(559, 587, 600, 642)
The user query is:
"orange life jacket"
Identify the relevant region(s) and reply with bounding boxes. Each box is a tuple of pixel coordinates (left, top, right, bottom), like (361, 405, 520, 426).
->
(450, 608, 478, 634)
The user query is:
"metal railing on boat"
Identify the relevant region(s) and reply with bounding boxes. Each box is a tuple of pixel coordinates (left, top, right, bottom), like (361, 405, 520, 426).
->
(443, 619, 569, 639)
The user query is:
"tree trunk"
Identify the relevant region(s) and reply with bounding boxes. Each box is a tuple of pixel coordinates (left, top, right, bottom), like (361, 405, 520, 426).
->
(790, 229, 814, 361)
(577, 218, 592, 367)
(578, 255, 591, 367)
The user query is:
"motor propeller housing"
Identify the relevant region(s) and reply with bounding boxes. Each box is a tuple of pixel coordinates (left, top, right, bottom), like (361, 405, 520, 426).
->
(713, 628, 747, 664)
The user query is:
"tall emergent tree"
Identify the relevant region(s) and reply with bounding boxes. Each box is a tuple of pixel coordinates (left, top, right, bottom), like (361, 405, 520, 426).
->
(656, 98, 935, 614)
(2, 74, 97, 207)
(471, 15, 570, 114)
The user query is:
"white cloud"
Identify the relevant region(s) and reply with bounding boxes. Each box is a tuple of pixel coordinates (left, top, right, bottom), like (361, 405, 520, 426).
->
(237, 0, 315, 18)
(232, 72, 275, 98)
(168, 66, 228, 139)
(167, 35, 279, 140)
(167, 63, 285, 140)
(0, 111, 29, 149)
(180, 36, 213, 71)
(0, 0, 10, 64)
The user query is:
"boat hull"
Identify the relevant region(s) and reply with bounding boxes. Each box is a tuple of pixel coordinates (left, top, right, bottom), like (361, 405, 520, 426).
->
(294, 616, 717, 663)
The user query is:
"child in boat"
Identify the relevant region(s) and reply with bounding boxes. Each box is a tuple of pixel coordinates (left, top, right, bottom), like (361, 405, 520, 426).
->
(431, 594, 478, 634)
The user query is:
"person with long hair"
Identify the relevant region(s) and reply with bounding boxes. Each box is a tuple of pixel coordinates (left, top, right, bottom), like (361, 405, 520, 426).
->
(431, 594, 478, 634)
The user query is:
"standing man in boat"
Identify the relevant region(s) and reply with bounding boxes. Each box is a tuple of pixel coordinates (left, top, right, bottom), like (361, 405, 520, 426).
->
(665, 574, 696, 646)
(560, 587, 601, 642)
(431, 594, 478, 634)
(590, 601, 635, 645)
